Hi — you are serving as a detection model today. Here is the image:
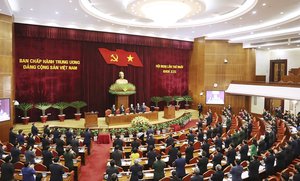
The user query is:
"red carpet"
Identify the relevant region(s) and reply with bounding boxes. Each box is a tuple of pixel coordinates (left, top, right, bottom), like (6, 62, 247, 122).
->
(182, 119, 198, 130)
(79, 142, 112, 181)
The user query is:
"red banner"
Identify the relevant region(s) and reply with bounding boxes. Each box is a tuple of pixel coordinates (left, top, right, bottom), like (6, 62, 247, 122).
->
(98, 48, 143, 67)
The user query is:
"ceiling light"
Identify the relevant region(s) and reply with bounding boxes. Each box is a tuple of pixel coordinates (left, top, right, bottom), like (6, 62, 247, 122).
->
(30, 8, 33, 11)
(280, 12, 284, 15)
(74, 8, 78, 11)
(69, 0, 72, 3)
(127, 0, 203, 25)
(252, 11, 256, 14)
(55, 11, 59, 15)
(262, 3, 266, 6)
(297, 45, 300, 47)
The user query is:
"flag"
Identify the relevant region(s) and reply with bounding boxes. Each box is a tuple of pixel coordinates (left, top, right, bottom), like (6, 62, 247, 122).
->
(98, 48, 127, 66)
(116, 49, 143, 67)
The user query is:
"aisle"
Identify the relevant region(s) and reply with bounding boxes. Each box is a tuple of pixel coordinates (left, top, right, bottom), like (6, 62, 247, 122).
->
(79, 142, 112, 181)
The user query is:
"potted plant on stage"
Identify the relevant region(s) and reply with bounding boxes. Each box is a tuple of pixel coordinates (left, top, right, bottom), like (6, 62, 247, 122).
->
(52, 102, 70, 122)
(163, 96, 173, 107)
(173, 96, 184, 111)
(150, 96, 162, 111)
(183, 95, 193, 109)
(35, 102, 52, 123)
(70, 101, 87, 120)
(16, 103, 33, 125)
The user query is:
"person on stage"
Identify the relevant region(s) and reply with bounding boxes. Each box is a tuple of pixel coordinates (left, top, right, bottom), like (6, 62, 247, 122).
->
(198, 103, 203, 117)
(129, 104, 135, 114)
(141, 102, 146, 113)
(111, 104, 116, 115)
(136, 103, 141, 113)
(119, 104, 125, 115)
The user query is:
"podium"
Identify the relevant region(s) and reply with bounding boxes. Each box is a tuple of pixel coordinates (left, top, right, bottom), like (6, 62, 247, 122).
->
(163, 106, 175, 119)
(116, 95, 129, 108)
(84, 112, 98, 128)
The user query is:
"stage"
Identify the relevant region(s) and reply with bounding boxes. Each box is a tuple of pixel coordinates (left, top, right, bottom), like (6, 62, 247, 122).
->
(13, 109, 198, 133)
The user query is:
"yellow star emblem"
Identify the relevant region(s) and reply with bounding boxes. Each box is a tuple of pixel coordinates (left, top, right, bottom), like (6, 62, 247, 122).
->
(127, 54, 134, 62)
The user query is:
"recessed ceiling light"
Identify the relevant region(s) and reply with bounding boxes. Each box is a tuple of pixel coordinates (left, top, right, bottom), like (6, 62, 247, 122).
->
(55, 11, 59, 15)
(297, 45, 300, 47)
(0, 9, 2, 11)
(250, 32, 254, 34)
(69, 0, 72, 3)
(74, 8, 78, 11)
(30, 8, 33, 11)
(262, 3, 266, 6)
(252, 11, 256, 14)
(258, 46, 261, 48)
(192, 31, 195, 33)
(267, 47, 270, 50)
(239, 17, 243, 20)
(280, 12, 284, 15)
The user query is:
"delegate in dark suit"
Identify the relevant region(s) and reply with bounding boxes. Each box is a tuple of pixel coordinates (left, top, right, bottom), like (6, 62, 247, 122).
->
(201, 141, 210, 156)
(9, 129, 17, 144)
(153, 158, 166, 181)
(106, 164, 119, 181)
(185, 144, 194, 164)
(239, 143, 249, 161)
(168, 146, 178, 166)
(212, 152, 223, 168)
(70, 138, 79, 155)
(226, 148, 236, 165)
(56, 138, 65, 156)
(113, 137, 124, 151)
(11, 146, 21, 163)
(63, 150, 75, 171)
(22, 165, 36, 181)
(265, 152, 275, 176)
(165, 136, 174, 147)
(248, 158, 260, 181)
(83, 129, 92, 155)
(49, 163, 65, 181)
(42, 149, 53, 169)
(147, 149, 157, 168)
(211, 170, 224, 181)
(111, 148, 123, 167)
(0, 162, 14, 181)
(197, 156, 208, 174)
(230, 164, 243, 181)
(174, 155, 186, 178)
(129, 163, 143, 181)
(31, 124, 39, 136)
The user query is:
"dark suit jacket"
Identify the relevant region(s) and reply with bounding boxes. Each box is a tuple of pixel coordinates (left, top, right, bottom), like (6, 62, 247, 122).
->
(9, 131, 17, 144)
(226, 149, 236, 165)
(240, 144, 249, 161)
(211, 170, 224, 181)
(70, 139, 79, 155)
(83, 131, 92, 145)
(0, 162, 14, 181)
(206, 129, 213, 139)
(265, 154, 275, 175)
(49, 163, 65, 181)
(64, 151, 75, 170)
(27, 137, 35, 148)
(214, 138, 223, 150)
(65, 131, 73, 145)
(168, 147, 178, 165)
(166, 137, 174, 147)
(106, 166, 119, 181)
(146, 137, 155, 149)
(42, 150, 53, 169)
(111, 150, 123, 167)
(197, 157, 208, 174)
(43, 127, 51, 136)
(22, 166, 36, 181)
(212, 153, 223, 167)
(230, 165, 243, 181)
(248, 159, 260, 179)
(56, 138, 65, 156)
(185, 146, 194, 163)
(174, 157, 186, 178)
(197, 132, 204, 142)
(147, 150, 157, 168)
(201, 142, 210, 156)
(31, 125, 39, 136)
(153, 160, 166, 180)
(131, 140, 140, 149)
(42, 138, 50, 150)
(191, 175, 203, 181)
(17, 134, 25, 145)
(129, 164, 143, 181)
(113, 138, 124, 150)
(11, 146, 21, 163)
(146, 128, 154, 138)
(187, 134, 195, 143)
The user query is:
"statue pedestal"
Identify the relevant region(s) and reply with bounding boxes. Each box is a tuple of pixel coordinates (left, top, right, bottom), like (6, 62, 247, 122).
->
(116, 95, 129, 108)
(163, 106, 175, 119)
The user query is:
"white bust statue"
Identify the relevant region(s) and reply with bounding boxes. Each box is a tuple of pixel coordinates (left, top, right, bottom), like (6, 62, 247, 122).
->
(115, 71, 128, 84)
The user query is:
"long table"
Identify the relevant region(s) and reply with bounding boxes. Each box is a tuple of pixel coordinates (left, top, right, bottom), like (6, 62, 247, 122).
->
(105, 111, 158, 126)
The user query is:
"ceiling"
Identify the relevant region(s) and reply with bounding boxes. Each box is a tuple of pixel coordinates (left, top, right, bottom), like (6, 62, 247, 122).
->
(1, 0, 300, 50)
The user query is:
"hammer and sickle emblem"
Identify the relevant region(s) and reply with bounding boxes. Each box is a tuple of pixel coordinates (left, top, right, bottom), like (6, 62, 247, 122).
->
(110, 54, 119, 62)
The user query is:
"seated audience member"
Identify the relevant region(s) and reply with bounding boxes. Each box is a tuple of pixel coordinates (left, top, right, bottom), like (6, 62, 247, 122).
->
(170, 170, 181, 181)
(17, 129, 25, 145)
(185, 142, 194, 164)
(22, 162, 36, 181)
(153, 154, 166, 181)
(211, 164, 224, 181)
(130, 148, 140, 165)
(166, 134, 175, 147)
(11, 143, 21, 163)
(174, 152, 186, 179)
(63, 146, 75, 171)
(230, 159, 243, 181)
(113, 135, 124, 151)
(248, 155, 260, 181)
(197, 151, 208, 175)
(106, 160, 119, 181)
(49, 157, 65, 181)
(129, 159, 143, 181)
(191, 167, 203, 181)
(31, 122, 39, 136)
(25, 146, 36, 164)
(0, 155, 14, 181)
(187, 129, 195, 143)
(42, 146, 53, 169)
(168, 143, 178, 166)
(111, 145, 123, 167)
(147, 145, 157, 169)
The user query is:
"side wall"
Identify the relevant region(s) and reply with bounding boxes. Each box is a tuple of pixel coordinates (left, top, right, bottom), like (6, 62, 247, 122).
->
(0, 14, 14, 142)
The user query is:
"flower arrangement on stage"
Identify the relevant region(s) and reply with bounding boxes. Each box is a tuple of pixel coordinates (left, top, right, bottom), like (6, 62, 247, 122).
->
(109, 83, 136, 95)
(131, 116, 151, 130)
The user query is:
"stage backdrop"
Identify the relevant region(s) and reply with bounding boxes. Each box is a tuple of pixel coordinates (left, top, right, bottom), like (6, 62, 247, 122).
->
(15, 24, 192, 122)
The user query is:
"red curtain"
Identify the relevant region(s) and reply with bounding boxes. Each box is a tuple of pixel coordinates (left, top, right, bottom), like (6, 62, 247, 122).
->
(15, 24, 192, 122)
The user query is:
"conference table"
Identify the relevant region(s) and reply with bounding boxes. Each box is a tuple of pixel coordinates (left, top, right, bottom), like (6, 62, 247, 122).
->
(105, 111, 158, 126)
